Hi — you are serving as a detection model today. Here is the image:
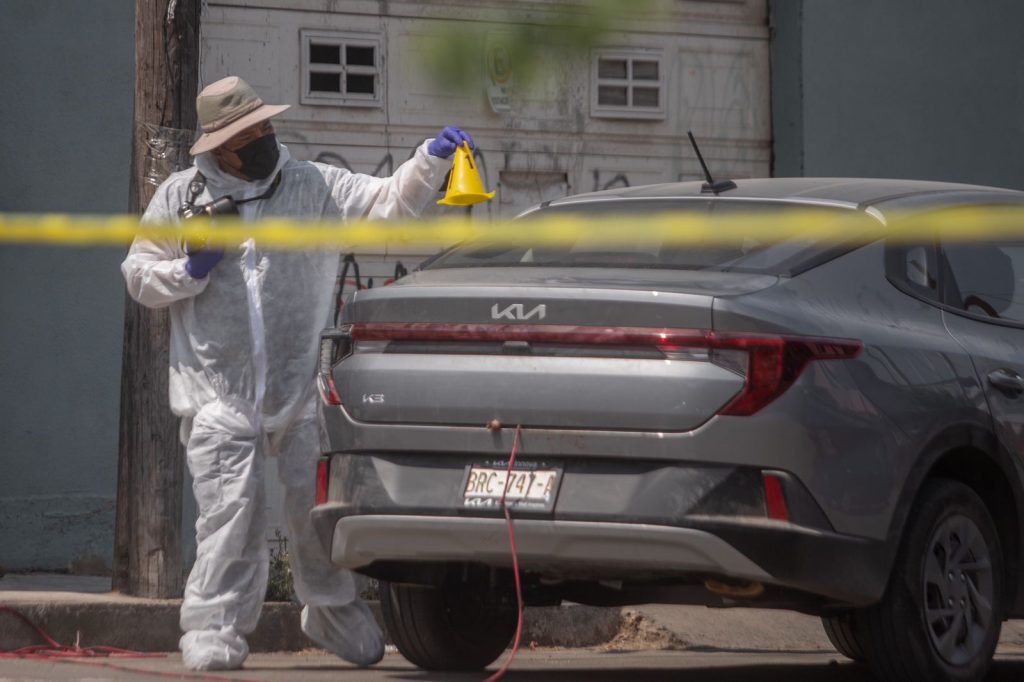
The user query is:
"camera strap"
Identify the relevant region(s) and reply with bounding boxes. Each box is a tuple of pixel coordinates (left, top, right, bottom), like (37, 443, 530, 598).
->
(180, 170, 283, 217)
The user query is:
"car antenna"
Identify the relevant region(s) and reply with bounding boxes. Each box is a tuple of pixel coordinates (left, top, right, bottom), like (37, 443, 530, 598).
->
(688, 131, 737, 195)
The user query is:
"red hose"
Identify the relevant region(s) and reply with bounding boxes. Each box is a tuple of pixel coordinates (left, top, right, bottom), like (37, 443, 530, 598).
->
(0, 605, 269, 681)
(0, 605, 165, 660)
(483, 424, 525, 682)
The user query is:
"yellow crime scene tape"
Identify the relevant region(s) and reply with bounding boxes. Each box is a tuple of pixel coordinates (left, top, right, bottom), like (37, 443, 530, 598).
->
(1, 206, 1023, 250)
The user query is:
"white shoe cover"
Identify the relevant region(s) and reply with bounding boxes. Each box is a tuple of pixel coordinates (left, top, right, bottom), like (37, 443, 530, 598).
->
(180, 626, 249, 671)
(301, 601, 385, 667)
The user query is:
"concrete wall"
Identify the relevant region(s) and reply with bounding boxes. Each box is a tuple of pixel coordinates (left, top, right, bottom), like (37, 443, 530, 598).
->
(0, 1, 134, 571)
(771, 0, 1024, 189)
(203, 0, 772, 220)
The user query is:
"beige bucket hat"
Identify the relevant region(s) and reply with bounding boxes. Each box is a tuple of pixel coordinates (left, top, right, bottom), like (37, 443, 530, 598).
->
(189, 76, 290, 155)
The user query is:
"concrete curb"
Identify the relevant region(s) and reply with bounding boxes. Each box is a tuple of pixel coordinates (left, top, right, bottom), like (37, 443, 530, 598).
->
(0, 595, 621, 653)
(0, 600, 309, 652)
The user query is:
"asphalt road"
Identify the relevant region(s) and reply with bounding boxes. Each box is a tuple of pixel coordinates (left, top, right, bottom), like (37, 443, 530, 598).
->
(4, 647, 1024, 681)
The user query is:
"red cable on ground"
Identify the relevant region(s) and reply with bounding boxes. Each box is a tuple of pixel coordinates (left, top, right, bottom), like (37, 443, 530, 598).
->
(0, 605, 165, 660)
(483, 424, 525, 682)
(0, 605, 265, 681)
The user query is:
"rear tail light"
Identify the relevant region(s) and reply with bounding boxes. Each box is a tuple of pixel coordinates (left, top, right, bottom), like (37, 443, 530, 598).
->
(762, 472, 790, 522)
(326, 323, 861, 416)
(317, 373, 343, 406)
(317, 327, 352, 406)
(316, 458, 330, 506)
(712, 336, 862, 416)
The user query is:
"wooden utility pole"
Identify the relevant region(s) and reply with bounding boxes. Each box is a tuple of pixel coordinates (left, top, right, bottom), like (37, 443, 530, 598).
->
(113, 0, 201, 598)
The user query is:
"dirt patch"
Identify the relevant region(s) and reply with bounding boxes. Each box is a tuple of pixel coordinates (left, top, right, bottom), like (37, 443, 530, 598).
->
(600, 609, 688, 652)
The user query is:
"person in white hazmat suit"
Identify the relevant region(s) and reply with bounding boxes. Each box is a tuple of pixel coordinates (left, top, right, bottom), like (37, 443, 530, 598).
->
(121, 76, 474, 671)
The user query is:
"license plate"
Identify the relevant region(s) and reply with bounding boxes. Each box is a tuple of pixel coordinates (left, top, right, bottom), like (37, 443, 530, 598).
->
(462, 462, 561, 512)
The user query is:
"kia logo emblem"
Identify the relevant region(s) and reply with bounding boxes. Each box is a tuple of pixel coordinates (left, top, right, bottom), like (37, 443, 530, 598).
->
(491, 303, 547, 321)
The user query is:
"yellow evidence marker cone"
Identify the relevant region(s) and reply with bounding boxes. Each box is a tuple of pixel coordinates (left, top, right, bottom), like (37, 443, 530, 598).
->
(438, 141, 496, 206)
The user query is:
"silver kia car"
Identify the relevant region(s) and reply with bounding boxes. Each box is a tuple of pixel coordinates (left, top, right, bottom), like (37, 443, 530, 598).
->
(312, 178, 1024, 682)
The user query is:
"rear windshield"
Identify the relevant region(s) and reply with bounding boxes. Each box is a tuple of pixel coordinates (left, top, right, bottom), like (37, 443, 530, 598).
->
(424, 200, 875, 276)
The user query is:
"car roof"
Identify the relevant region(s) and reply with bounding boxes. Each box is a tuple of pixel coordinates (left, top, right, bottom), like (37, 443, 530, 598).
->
(543, 177, 1024, 215)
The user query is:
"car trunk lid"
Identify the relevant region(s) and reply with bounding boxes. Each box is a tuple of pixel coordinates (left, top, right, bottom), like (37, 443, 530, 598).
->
(325, 268, 778, 432)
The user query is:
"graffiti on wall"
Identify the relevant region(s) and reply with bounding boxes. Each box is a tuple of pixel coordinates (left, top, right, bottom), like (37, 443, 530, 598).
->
(315, 151, 395, 178)
(333, 255, 411, 323)
(288, 126, 669, 217)
(592, 170, 631, 192)
(337, 254, 408, 294)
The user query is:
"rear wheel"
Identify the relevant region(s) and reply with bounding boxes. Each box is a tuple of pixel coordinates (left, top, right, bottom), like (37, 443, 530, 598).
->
(380, 578, 517, 671)
(856, 479, 1003, 682)
(821, 611, 866, 661)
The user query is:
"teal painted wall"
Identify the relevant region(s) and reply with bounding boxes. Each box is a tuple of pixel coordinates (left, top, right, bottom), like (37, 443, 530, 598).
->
(771, 0, 1024, 189)
(0, 0, 134, 572)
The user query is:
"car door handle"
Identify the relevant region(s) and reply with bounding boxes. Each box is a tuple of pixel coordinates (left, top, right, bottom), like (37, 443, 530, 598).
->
(988, 369, 1024, 396)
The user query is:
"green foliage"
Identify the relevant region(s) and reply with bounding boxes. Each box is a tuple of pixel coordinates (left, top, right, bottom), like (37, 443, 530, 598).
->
(422, 0, 657, 95)
(265, 529, 296, 602)
(263, 531, 382, 603)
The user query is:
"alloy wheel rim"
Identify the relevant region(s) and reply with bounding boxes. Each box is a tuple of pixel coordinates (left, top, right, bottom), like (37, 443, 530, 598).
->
(922, 513, 994, 666)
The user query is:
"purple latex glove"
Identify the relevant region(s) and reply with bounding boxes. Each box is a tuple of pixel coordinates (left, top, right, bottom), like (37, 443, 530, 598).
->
(428, 126, 474, 159)
(185, 245, 225, 279)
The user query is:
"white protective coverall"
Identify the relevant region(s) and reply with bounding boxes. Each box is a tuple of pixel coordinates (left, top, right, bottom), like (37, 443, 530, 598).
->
(122, 141, 448, 670)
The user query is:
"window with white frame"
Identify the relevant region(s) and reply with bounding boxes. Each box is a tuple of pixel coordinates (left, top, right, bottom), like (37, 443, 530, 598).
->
(301, 30, 381, 106)
(591, 50, 664, 119)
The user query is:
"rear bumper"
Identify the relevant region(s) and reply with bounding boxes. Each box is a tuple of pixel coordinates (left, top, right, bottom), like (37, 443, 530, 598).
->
(329, 515, 772, 579)
(311, 453, 892, 605)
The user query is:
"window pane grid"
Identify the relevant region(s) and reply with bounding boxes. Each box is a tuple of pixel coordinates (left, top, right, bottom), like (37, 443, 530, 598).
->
(302, 31, 382, 106)
(593, 52, 663, 117)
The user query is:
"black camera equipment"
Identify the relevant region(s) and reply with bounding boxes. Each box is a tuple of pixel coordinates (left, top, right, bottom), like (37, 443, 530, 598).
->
(178, 171, 282, 220)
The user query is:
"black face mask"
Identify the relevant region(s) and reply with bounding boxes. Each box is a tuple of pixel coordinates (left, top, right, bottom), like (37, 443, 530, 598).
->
(235, 133, 280, 180)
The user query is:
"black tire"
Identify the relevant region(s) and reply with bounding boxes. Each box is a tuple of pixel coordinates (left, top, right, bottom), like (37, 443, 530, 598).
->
(379, 579, 517, 671)
(821, 611, 866, 662)
(855, 479, 1004, 682)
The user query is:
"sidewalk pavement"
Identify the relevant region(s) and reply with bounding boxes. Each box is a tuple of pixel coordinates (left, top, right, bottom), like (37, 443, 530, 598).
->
(0, 573, 620, 653)
(7, 573, 1024, 656)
